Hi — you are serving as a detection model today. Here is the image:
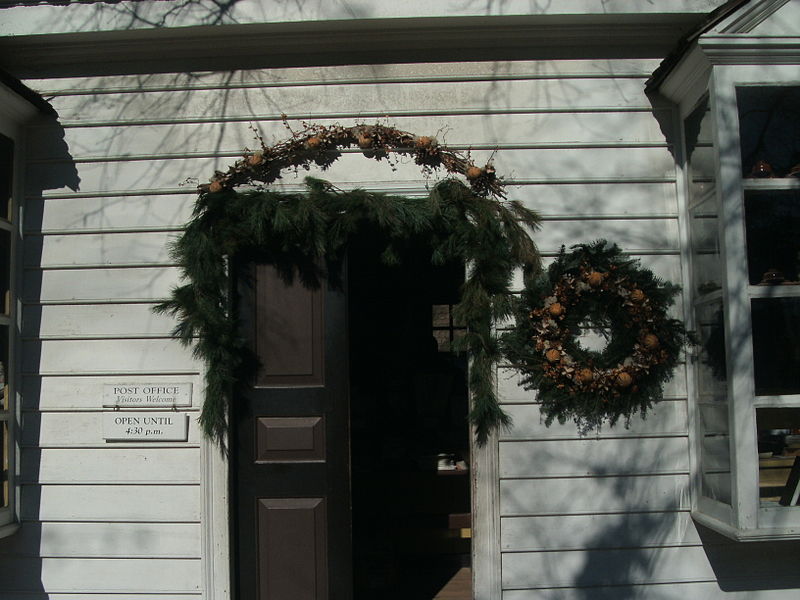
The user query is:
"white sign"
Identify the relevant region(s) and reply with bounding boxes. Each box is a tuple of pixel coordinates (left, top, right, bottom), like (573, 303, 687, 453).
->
(103, 383, 192, 408)
(103, 412, 189, 442)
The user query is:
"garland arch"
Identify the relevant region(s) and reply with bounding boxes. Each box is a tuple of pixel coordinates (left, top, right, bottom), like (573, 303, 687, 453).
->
(155, 123, 542, 445)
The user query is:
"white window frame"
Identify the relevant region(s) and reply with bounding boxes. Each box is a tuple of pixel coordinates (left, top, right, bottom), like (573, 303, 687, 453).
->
(675, 61, 800, 541)
(0, 82, 35, 538)
(710, 65, 800, 539)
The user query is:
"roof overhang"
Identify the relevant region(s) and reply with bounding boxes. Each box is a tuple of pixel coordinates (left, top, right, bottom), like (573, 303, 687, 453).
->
(0, 13, 708, 78)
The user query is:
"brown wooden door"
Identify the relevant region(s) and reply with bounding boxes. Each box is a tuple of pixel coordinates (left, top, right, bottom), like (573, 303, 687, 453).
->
(233, 263, 351, 600)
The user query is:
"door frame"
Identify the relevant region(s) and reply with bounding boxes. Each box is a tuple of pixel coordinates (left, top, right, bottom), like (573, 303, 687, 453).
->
(199, 280, 502, 599)
(470, 429, 502, 600)
(202, 393, 502, 600)
(202, 426, 232, 599)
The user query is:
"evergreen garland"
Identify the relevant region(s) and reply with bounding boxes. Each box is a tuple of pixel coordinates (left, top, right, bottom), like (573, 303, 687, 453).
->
(502, 241, 686, 432)
(156, 172, 540, 445)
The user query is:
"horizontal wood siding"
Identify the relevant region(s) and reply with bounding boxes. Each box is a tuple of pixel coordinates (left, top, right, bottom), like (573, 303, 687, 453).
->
(498, 367, 689, 404)
(2, 56, 792, 599)
(1, 60, 209, 594)
(21, 448, 201, 484)
(500, 399, 688, 440)
(0, 522, 200, 558)
(25, 267, 182, 303)
(0, 558, 200, 592)
(500, 474, 691, 516)
(21, 485, 200, 522)
(28, 148, 676, 196)
(499, 437, 690, 479)
(42, 77, 656, 123)
(2, 596, 198, 600)
(501, 511, 700, 551)
(28, 112, 669, 163)
(24, 304, 178, 339)
(503, 585, 800, 600)
(23, 339, 200, 375)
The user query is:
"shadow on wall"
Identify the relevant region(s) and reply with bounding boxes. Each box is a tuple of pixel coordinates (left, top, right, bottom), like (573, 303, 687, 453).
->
(698, 525, 800, 592)
(567, 457, 800, 598)
(0, 113, 79, 595)
(561, 88, 800, 600)
(565, 443, 687, 599)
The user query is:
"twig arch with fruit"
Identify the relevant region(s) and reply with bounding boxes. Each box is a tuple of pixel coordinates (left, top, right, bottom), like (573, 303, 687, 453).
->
(201, 122, 505, 198)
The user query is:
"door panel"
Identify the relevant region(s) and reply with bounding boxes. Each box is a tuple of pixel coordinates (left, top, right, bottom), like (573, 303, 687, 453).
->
(255, 267, 324, 387)
(257, 498, 328, 600)
(235, 263, 351, 600)
(255, 416, 326, 463)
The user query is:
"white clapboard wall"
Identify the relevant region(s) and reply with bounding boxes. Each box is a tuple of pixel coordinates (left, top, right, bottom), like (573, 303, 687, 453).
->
(1, 58, 795, 599)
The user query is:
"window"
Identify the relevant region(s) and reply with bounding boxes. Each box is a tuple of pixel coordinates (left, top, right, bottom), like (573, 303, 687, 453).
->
(652, 0, 800, 540)
(431, 304, 466, 353)
(737, 85, 800, 515)
(683, 81, 800, 541)
(1, 76, 53, 537)
(0, 131, 16, 537)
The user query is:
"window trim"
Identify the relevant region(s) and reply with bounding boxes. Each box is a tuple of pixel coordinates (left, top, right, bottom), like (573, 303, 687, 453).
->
(0, 206, 15, 536)
(0, 82, 36, 538)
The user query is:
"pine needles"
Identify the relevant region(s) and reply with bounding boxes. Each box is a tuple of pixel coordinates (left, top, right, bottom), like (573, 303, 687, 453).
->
(155, 177, 540, 445)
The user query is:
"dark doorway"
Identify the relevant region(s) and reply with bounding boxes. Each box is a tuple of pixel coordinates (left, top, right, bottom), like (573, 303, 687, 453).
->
(348, 231, 472, 600)
(233, 232, 472, 600)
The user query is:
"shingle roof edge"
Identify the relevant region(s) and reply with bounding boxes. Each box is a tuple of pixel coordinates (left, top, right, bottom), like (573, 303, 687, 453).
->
(645, 0, 751, 93)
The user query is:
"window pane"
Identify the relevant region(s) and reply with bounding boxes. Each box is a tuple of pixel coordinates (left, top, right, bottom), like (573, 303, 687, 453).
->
(0, 325, 6, 404)
(737, 86, 800, 178)
(432, 304, 450, 327)
(756, 407, 800, 506)
(690, 197, 723, 297)
(433, 329, 451, 352)
(751, 298, 800, 396)
(1, 325, 7, 507)
(0, 325, 6, 395)
(0, 134, 10, 515)
(696, 301, 731, 504)
(685, 97, 716, 203)
(745, 190, 800, 285)
(697, 302, 727, 397)
(0, 134, 11, 222)
(0, 229, 8, 317)
(1, 420, 8, 509)
(685, 98, 723, 298)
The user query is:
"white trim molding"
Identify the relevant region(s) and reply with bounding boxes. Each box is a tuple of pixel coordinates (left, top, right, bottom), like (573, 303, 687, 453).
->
(472, 428, 502, 600)
(202, 430, 231, 600)
(700, 35, 800, 64)
(716, 0, 792, 33)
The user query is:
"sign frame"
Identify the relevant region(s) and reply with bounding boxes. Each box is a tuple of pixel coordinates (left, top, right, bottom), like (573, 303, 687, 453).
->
(103, 412, 189, 442)
(103, 382, 193, 408)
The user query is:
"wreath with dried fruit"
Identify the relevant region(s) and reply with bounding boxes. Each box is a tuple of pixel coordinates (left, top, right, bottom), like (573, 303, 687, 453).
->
(502, 240, 686, 431)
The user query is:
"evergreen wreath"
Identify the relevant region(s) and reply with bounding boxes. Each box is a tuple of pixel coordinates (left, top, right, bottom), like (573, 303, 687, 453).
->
(155, 123, 541, 445)
(502, 240, 686, 431)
